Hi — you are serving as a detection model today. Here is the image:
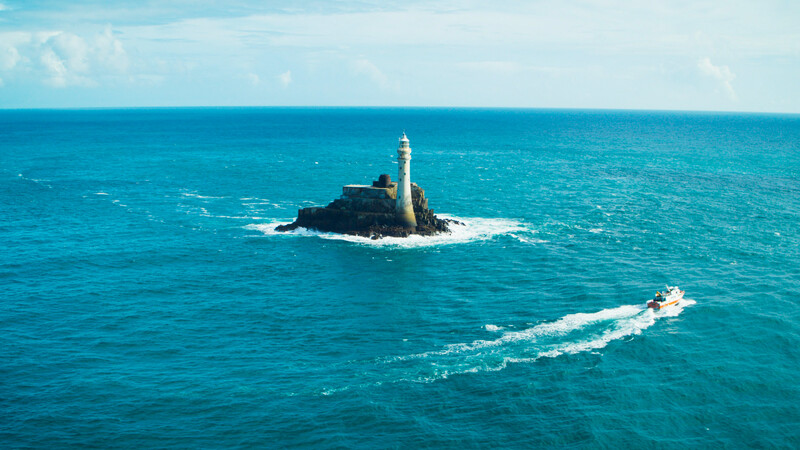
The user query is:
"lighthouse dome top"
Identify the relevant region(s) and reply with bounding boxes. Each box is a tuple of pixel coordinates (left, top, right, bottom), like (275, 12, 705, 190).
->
(399, 132, 409, 142)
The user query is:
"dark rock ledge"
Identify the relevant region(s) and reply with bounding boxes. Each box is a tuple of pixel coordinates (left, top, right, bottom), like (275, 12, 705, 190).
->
(275, 174, 460, 239)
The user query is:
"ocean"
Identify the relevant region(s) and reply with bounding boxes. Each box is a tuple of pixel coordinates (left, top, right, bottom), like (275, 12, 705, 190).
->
(1, 107, 799, 448)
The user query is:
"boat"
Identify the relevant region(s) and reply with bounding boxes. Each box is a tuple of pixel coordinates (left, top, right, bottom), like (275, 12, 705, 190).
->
(647, 286, 684, 309)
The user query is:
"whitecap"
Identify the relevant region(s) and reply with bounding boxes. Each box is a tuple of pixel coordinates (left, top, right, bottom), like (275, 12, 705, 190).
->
(245, 215, 531, 248)
(513, 235, 548, 244)
(180, 192, 227, 199)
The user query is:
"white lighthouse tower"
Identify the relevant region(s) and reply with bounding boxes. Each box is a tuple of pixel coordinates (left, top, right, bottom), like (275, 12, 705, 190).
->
(396, 132, 417, 230)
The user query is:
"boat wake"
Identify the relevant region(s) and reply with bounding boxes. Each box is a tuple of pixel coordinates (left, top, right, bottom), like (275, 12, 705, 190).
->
(320, 299, 695, 395)
(245, 215, 538, 248)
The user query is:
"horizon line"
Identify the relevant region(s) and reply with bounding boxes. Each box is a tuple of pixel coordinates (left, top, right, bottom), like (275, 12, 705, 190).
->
(1, 105, 798, 116)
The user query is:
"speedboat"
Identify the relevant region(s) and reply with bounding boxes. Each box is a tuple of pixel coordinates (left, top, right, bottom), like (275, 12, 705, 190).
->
(647, 286, 684, 309)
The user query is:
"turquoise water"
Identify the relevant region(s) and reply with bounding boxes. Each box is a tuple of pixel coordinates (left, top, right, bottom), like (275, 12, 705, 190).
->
(2, 108, 799, 447)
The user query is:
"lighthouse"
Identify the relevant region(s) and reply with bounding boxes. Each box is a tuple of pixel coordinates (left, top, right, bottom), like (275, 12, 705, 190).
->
(396, 132, 417, 230)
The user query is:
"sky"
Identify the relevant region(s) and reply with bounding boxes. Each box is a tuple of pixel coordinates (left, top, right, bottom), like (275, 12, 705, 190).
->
(0, 0, 798, 112)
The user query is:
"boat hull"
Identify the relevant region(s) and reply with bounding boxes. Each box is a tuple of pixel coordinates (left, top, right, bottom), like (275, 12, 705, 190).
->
(647, 291, 684, 309)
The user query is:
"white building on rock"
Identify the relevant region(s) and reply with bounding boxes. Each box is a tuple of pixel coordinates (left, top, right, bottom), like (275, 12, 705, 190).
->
(395, 132, 417, 230)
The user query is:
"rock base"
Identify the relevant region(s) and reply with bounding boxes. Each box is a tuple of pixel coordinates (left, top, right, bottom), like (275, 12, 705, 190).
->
(275, 175, 458, 238)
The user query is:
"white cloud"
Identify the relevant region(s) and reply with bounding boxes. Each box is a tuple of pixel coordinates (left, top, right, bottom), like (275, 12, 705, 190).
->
(49, 32, 91, 73)
(698, 57, 736, 101)
(0, 26, 128, 87)
(0, 32, 33, 78)
(93, 25, 129, 73)
(39, 32, 100, 87)
(0, 45, 20, 70)
(1, 2, 798, 110)
(40, 48, 68, 86)
(166, 5, 793, 60)
(352, 59, 391, 89)
(277, 70, 291, 87)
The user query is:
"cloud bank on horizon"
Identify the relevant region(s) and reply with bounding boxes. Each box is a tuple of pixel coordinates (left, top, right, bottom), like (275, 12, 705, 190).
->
(0, 0, 798, 112)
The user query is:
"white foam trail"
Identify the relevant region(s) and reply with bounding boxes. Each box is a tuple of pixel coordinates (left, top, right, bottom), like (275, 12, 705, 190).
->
(17, 174, 53, 188)
(95, 192, 110, 196)
(392, 304, 647, 362)
(180, 192, 227, 199)
(321, 299, 696, 394)
(245, 215, 530, 248)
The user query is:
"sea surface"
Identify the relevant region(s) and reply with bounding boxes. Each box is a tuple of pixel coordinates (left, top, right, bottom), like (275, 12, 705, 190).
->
(1, 108, 799, 448)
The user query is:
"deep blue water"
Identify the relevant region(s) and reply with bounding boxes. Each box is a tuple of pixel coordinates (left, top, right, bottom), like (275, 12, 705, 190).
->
(2, 108, 799, 448)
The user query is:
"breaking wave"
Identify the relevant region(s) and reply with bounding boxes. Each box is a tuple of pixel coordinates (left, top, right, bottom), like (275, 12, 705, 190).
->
(180, 192, 228, 199)
(244, 215, 536, 248)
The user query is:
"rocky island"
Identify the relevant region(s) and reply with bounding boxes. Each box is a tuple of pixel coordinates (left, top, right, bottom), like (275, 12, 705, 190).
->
(275, 133, 457, 239)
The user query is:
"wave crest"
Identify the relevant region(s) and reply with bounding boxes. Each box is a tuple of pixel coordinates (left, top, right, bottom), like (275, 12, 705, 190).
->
(245, 215, 534, 248)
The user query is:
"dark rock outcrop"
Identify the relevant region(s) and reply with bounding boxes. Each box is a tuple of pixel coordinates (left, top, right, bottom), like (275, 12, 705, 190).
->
(275, 174, 458, 238)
